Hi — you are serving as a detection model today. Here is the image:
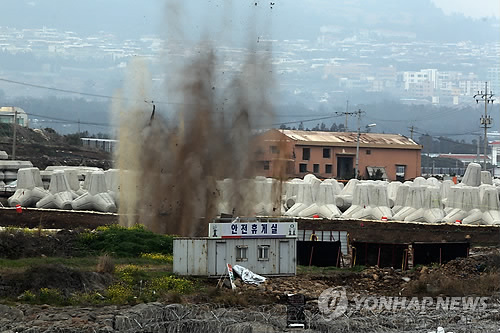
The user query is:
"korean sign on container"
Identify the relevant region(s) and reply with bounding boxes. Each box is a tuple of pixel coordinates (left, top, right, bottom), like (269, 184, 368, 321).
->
(209, 222, 298, 239)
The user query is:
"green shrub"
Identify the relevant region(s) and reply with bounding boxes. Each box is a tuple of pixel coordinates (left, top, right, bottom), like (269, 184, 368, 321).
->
(17, 288, 68, 305)
(78, 224, 175, 257)
(115, 265, 148, 285)
(69, 291, 105, 306)
(106, 283, 135, 304)
(140, 253, 173, 263)
(149, 276, 194, 294)
(18, 290, 36, 302)
(38, 288, 65, 305)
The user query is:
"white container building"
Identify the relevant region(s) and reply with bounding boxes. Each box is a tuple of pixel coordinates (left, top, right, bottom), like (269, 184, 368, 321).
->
(173, 221, 297, 276)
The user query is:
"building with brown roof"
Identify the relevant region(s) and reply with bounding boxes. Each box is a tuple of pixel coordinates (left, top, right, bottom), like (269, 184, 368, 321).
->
(253, 129, 422, 181)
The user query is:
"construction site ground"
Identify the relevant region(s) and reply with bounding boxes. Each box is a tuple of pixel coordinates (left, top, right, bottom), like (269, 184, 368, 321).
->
(0, 214, 499, 332)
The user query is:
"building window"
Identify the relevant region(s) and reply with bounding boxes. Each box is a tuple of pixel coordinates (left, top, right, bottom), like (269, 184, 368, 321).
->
(236, 245, 248, 261)
(263, 161, 270, 170)
(323, 148, 331, 158)
(313, 164, 319, 173)
(366, 149, 371, 155)
(270, 145, 279, 154)
(302, 148, 310, 160)
(396, 165, 406, 175)
(299, 163, 307, 173)
(258, 245, 270, 261)
(325, 164, 332, 173)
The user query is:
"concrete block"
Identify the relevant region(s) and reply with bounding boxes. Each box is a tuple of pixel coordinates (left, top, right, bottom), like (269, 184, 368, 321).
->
(392, 185, 425, 221)
(481, 171, 493, 185)
(36, 170, 75, 210)
(335, 179, 359, 210)
(461, 162, 481, 186)
(71, 171, 117, 213)
(8, 168, 47, 207)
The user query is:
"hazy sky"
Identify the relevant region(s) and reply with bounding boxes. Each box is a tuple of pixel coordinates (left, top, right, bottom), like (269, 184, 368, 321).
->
(432, 0, 500, 18)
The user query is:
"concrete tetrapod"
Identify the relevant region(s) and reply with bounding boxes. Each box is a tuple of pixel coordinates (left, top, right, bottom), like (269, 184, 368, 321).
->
(392, 184, 410, 215)
(64, 169, 84, 197)
(299, 181, 341, 218)
(461, 162, 481, 187)
(335, 179, 359, 211)
(392, 185, 425, 221)
(283, 179, 302, 210)
(368, 183, 392, 220)
(426, 177, 441, 188)
(442, 186, 481, 224)
(285, 180, 314, 217)
(387, 181, 401, 208)
(440, 180, 454, 210)
(413, 177, 427, 187)
(404, 186, 445, 223)
(340, 182, 366, 218)
(254, 177, 275, 216)
(341, 182, 392, 220)
(8, 168, 48, 207)
(36, 170, 75, 210)
(71, 171, 117, 213)
(478, 186, 500, 225)
(480, 171, 493, 185)
(105, 169, 120, 205)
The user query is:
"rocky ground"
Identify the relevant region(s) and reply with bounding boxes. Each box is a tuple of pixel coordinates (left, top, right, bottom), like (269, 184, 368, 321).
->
(0, 297, 499, 332)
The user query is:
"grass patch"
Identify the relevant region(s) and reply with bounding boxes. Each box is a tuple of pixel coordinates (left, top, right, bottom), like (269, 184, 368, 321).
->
(78, 224, 175, 257)
(10, 261, 191, 306)
(0, 256, 172, 273)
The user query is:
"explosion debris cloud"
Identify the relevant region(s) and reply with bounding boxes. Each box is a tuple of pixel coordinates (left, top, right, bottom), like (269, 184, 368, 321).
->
(113, 1, 276, 235)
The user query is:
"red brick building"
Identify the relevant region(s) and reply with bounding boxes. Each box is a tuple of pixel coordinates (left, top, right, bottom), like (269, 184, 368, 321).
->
(253, 129, 422, 181)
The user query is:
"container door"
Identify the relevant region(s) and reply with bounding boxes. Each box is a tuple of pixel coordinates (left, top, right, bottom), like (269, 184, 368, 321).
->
(215, 242, 227, 275)
(279, 241, 289, 274)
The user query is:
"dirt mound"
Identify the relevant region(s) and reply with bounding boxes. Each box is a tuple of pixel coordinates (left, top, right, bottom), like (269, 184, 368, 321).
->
(443, 249, 500, 277)
(0, 124, 112, 169)
(0, 229, 81, 259)
(0, 264, 112, 298)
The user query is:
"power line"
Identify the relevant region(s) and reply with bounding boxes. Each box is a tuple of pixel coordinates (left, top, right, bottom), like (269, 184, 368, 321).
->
(26, 112, 112, 128)
(271, 114, 341, 127)
(0, 77, 187, 106)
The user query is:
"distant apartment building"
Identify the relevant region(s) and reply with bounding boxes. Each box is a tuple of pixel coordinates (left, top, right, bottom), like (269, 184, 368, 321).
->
(487, 67, 500, 95)
(0, 107, 29, 127)
(399, 69, 438, 90)
(253, 129, 422, 181)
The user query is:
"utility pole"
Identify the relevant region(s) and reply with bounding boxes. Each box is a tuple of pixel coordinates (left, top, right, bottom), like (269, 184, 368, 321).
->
(408, 126, 415, 140)
(11, 109, 17, 160)
(354, 109, 366, 179)
(345, 100, 349, 131)
(335, 104, 359, 133)
(474, 82, 495, 171)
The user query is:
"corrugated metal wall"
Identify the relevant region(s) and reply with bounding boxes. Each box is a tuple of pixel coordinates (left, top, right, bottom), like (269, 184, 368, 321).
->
(173, 238, 209, 276)
(174, 238, 296, 276)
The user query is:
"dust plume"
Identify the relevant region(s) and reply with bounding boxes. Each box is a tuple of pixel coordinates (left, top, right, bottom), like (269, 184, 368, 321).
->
(113, 2, 275, 235)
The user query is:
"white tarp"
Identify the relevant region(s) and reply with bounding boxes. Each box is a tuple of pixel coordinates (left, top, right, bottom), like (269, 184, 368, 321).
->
(232, 265, 267, 285)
